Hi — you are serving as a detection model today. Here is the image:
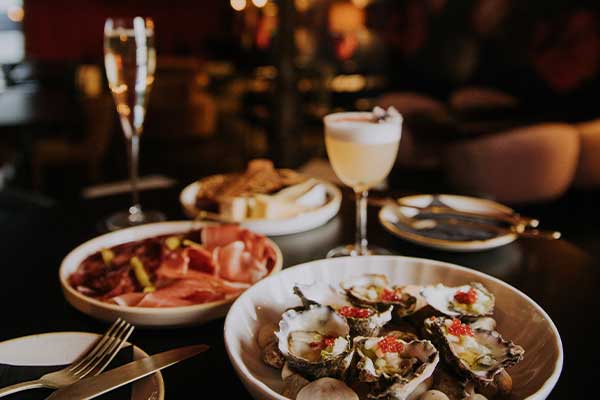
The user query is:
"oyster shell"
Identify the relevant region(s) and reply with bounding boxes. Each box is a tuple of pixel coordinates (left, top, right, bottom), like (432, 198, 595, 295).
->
(430, 364, 475, 400)
(353, 336, 439, 400)
(421, 283, 495, 318)
(342, 274, 418, 317)
(276, 305, 353, 380)
(281, 362, 310, 398)
(294, 282, 352, 309)
(296, 377, 359, 400)
(262, 340, 285, 369)
(294, 282, 393, 336)
(468, 317, 496, 332)
(424, 317, 524, 385)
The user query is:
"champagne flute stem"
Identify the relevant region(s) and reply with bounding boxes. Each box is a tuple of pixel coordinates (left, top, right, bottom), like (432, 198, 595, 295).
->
(127, 134, 142, 221)
(355, 189, 368, 255)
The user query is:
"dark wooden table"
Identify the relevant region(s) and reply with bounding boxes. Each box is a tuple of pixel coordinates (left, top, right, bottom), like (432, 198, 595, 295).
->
(0, 183, 598, 399)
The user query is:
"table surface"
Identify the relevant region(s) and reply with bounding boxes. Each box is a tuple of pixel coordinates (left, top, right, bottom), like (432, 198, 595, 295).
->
(0, 183, 598, 400)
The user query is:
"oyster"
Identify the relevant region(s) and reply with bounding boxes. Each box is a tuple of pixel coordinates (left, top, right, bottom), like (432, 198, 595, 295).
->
(342, 274, 418, 317)
(353, 335, 439, 400)
(424, 317, 524, 386)
(276, 305, 353, 380)
(294, 282, 393, 336)
(421, 283, 494, 319)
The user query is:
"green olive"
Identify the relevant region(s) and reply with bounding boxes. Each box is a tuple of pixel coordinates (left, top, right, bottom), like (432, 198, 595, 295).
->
(165, 236, 181, 251)
(100, 248, 114, 266)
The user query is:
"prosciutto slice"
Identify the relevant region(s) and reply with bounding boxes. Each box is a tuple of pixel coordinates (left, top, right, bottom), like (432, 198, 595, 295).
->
(201, 225, 243, 250)
(217, 241, 268, 284)
(110, 276, 246, 308)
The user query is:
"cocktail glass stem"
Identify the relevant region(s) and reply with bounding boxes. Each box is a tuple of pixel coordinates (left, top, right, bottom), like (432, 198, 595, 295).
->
(355, 189, 368, 256)
(127, 134, 143, 223)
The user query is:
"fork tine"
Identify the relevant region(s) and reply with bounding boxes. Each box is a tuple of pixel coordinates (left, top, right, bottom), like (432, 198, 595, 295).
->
(87, 325, 135, 377)
(68, 318, 124, 372)
(71, 319, 129, 377)
(74, 321, 134, 379)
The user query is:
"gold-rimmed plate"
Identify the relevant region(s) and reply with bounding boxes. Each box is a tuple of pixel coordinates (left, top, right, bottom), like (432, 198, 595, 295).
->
(379, 194, 518, 252)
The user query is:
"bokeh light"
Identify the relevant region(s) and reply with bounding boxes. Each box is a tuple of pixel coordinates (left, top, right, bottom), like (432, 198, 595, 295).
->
(230, 0, 247, 12)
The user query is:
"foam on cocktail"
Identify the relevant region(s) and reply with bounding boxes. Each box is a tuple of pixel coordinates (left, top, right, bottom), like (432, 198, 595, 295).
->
(324, 107, 402, 145)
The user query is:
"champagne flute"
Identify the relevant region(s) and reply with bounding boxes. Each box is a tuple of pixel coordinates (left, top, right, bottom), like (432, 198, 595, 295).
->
(324, 107, 402, 257)
(103, 17, 164, 230)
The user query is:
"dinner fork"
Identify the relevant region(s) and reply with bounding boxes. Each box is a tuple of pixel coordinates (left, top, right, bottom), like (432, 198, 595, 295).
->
(0, 318, 134, 397)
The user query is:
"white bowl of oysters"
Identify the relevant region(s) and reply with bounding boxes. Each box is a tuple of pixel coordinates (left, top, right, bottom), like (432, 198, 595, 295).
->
(224, 256, 562, 400)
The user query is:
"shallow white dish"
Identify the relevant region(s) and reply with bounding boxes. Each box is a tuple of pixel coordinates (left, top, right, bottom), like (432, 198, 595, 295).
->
(379, 194, 518, 252)
(0, 331, 164, 400)
(224, 256, 563, 400)
(179, 177, 342, 236)
(60, 221, 283, 328)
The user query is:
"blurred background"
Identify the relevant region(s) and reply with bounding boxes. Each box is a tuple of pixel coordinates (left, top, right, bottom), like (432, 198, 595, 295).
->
(1, 0, 600, 205)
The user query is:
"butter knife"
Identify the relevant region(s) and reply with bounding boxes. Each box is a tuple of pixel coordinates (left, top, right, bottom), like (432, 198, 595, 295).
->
(45, 344, 209, 400)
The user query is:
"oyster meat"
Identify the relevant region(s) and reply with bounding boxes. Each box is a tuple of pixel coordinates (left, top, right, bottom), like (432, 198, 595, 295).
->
(353, 335, 439, 400)
(276, 305, 353, 380)
(342, 274, 418, 317)
(294, 282, 393, 336)
(421, 283, 494, 318)
(424, 317, 524, 385)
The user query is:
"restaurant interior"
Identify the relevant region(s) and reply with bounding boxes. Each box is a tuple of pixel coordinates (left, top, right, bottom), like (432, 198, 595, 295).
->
(0, 0, 599, 399)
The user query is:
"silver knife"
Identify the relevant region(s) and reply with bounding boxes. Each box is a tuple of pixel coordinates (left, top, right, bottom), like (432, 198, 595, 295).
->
(45, 344, 209, 400)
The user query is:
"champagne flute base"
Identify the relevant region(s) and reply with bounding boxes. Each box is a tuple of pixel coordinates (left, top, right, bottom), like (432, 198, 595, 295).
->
(326, 244, 394, 258)
(104, 209, 166, 231)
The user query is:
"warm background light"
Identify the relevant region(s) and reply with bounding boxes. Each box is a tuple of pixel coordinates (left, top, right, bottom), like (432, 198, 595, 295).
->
(264, 2, 278, 17)
(7, 5, 24, 22)
(252, 0, 268, 8)
(230, 0, 247, 12)
(329, 3, 365, 34)
(295, 0, 311, 12)
(351, 0, 370, 8)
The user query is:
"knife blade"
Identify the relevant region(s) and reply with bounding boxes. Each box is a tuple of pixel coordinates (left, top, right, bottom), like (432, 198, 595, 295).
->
(45, 344, 209, 400)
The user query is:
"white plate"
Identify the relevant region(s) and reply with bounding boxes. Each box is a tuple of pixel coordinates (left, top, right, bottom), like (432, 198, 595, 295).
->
(0, 331, 164, 400)
(224, 256, 563, 400)
(179, 177, 342, 236)
(379, 194, 518, 252)
(60, 221, 283, 328)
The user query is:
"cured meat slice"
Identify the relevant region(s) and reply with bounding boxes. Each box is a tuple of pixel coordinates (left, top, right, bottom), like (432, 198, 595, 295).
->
(109, 292, 146, 307)
(187, 245, 217, 275)
(139, 277, 245, 307)
(201, 224, 242, 249)
(136, 293, 196, 308)
(158, 249, 190, 278)
(215, 241, 245, 281)
(218, 243, 268, 284)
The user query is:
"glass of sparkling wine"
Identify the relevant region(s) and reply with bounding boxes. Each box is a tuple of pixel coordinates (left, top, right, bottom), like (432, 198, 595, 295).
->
(103, 17, 165, 231)
(324, 107, 402, 257)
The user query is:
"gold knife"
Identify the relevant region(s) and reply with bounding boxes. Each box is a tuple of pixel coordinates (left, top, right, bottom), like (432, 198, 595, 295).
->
(45, 344, 209, 400)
